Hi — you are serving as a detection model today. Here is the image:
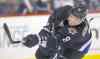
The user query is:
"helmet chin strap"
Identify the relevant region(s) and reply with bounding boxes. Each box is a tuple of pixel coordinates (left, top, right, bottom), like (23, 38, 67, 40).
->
(68, 24, 78, 28)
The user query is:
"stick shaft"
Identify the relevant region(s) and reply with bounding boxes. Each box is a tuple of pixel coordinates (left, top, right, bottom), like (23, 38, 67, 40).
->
(3, 23, 21, 44)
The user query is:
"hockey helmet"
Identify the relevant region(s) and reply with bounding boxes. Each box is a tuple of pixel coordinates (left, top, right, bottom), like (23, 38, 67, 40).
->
(71, 4, 87, 20)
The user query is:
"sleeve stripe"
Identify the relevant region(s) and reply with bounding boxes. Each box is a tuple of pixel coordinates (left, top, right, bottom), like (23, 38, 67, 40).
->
(36, 34, 41, 45)
(78, 39, 92, 52)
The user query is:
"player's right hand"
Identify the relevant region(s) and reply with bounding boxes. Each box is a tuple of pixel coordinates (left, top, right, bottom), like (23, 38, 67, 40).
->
(22, 34, 39, 48)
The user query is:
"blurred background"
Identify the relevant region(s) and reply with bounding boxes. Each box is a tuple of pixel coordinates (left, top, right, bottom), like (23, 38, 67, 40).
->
(0, 0, 99, 16)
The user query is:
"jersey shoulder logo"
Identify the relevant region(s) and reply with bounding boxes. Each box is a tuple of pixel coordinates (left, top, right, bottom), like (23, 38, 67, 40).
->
(62, 36, 71, 42)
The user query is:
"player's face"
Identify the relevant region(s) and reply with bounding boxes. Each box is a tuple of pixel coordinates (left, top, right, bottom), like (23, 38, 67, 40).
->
(67, 14, 82, 26)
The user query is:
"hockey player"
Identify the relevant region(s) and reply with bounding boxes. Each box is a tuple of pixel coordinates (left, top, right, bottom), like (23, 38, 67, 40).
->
(23, 4, 92, 59)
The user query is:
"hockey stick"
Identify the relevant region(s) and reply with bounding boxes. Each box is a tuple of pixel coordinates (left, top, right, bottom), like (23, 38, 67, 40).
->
(3, 23, 21, 44)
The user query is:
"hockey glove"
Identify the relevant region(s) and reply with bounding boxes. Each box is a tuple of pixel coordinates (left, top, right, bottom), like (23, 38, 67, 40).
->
(23, 34, 39, 48)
